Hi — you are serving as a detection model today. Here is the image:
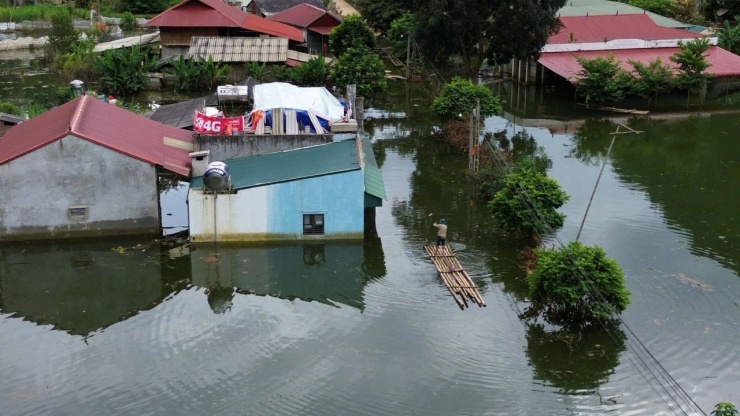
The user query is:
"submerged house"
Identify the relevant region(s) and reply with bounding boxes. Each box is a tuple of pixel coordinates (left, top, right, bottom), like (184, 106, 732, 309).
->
(188, 136, 385, 242)
(0, 95, 194, 241)
(236, 0, 327, 17)
(268, 3, 343, 55)
(145, 0, 304, 59)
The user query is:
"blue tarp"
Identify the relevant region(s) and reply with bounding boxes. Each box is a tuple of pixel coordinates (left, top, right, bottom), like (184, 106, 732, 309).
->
(247, 109, 330, 134)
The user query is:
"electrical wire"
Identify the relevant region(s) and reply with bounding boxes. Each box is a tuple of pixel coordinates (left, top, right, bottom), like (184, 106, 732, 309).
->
(480, 134, 707, 416)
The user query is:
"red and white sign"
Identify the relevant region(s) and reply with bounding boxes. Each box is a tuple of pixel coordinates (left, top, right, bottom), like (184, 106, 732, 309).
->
(193, 111, 244, 134)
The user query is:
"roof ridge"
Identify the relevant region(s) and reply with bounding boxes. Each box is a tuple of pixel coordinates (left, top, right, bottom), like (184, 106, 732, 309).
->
(69, 95, 87, 133)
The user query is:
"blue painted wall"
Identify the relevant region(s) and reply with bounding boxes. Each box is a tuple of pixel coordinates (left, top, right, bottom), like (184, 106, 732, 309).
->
(267, 170, 364, 236)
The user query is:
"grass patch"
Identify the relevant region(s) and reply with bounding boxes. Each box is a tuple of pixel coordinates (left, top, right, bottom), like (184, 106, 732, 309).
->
(0, 5, 88, 22)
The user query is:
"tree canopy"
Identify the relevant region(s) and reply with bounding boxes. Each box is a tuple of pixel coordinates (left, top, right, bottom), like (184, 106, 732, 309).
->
(331, 46, 387, 97)
(328, 15, 377, 57)
(431, 76, 501, 120)
(354, 0, 411, 36)
(414, 0, 566, 82)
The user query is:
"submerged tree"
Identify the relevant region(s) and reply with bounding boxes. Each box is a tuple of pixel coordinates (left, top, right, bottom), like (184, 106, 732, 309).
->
(526, 241, 630, 328)
(488, 166, 568, 237)
(576, 54, 632, 105)
(330, 46, 387, 97)
(628, 58, 675, 108)
(670, 37, 713, 105)
(431, 76, 501, 121)
(414, 0, 566, 82)
(328, 15, 377, 57)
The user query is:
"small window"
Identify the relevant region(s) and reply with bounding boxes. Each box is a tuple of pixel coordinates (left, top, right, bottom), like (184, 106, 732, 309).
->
(303, 214, 324, 235)
(68, 205, 88, 221)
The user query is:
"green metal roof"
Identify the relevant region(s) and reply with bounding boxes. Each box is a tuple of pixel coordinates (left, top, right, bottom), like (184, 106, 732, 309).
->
(558, 0, 691, 28)
(362, 136, 387, 201)
(191, 139, 360, 190)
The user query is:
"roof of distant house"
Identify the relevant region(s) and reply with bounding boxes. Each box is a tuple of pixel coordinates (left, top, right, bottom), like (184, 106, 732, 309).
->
(0, 95, 194, 176)
(549, 14, 701, 44)
(269, 3, 342, 29)
(146, 0, 303, 42)
(253, 0, 326, 16)
(557, 0, 692, 29)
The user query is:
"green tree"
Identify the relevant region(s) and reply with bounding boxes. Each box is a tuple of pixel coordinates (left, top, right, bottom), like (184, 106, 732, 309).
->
(387, 12, 415, 59)
(94, 46, 155, 96)
(120, 12, 138, 32)
(414, 0, 566, 82)
(703, 0, 740, 23)
(627, 0, 673, 16)
(712, 402, 739, 416)
(0, 101, 21, 116)
(289, 55, 329, 86)
(331, 46, 387, 97)
(527, 241, 630, 327)
(628, 58, 675, 108)
(716, 17, 740, 55)
(488, 166, 568, 237)
(354, 0, 410, 36)
(167, 55, 230, 92)
(431, 76, 501, 120)
(117, 0, 172, 14)
(670, 0, 707, 25)
(328, 15, 377, 57)
(576, 54, 631, 105)
(670, 37, 713, 105)
(48, 9, 78, 56)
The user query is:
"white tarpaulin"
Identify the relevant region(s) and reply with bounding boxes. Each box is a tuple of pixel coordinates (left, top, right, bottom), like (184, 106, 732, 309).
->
(252, 82, 345, 122)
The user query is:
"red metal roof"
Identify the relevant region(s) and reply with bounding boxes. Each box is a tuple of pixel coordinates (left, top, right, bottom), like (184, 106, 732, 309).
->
(269, 3, 342, 29)
(549, 14, 701, 44)
(146, 0, 303, 42)
(309, 26, 334, 35)
(0, 96, 194, 176)
(539, 46, 740, 83)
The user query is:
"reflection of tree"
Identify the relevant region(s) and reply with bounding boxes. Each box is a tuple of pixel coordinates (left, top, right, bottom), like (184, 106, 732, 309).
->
(570, 114, 740, 275)
(569, 118, 619, 165)
(526, 324, 626, 393)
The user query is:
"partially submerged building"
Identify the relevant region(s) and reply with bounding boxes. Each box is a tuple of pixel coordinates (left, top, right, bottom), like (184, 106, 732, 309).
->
(0, 95, 194, 241)
(188, 136, 385, 242)
(268, 3, 343, 55)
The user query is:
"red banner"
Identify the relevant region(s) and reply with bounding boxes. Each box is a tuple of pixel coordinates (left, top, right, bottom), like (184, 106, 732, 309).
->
(193, 111, 244, 135)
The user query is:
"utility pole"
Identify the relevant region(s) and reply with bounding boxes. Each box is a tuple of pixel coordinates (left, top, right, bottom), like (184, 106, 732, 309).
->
(405, 35, 411, 79)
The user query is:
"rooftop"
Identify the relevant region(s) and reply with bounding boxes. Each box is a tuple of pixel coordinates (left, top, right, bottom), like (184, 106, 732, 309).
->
(268, 3, 342, 29)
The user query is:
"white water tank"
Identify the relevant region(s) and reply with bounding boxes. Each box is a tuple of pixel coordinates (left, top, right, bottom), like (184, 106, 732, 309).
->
(203, 161, 231, 192)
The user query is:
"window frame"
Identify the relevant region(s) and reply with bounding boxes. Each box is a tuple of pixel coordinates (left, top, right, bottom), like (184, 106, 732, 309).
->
(303, 213, 325, 235)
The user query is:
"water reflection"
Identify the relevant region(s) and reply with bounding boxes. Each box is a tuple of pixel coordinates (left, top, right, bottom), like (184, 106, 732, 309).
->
(0, 238, 187, 336)
(526, 324, 627, 394)
(0, 235, 385, 334)
(570, 114, 740, 275)
(190, 237, 386, 312)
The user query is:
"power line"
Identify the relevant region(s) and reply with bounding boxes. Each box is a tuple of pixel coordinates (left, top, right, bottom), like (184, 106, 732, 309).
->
(480, 133, 707, 416)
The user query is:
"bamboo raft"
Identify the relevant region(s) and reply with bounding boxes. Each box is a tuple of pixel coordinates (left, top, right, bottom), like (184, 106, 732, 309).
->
(424, 244, 486, 309)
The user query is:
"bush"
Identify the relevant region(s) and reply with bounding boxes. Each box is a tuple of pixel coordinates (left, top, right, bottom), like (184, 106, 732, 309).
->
(576, 55, 632, 104)
(116, 0, 172, 14)
(431, 76, 501, 121)
(712, 402, 739, 416)
(0, 101, 21, 116)
(120, 12, 138, 32)
(167, 55, 230, 92)
(628, 58, 675, 108)
(527, 241, 630, 327)
(329, 15, 377, 57)
(94, 46, 155, 96)
(387, 13, 415, 59)
(53, 38, 100, 82)
(48, 9, 78, 56)
(289, 55, 329, 86)
(331, 46, 387, 97)
(488, 166, 568, 237)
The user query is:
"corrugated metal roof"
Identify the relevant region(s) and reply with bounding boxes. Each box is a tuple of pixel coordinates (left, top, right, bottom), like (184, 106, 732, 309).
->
(255, 0, 326, 16)
(539, 46, 740, 83)
(146, 0, 303, 42)
(0, 95, 194, 176)
(191, 138, 360, 190)
(558, 0, 691, 28)
(149, 96, 216, 128)
(188, 36, 288, 62)
(93, 31, 160, 53)
(269, 3, 341, 29)
(550, 14, 701, 44)
(361, 136, 386, 201)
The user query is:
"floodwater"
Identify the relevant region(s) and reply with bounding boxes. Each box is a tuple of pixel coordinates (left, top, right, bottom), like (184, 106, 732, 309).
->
(1, 66, 739, 414)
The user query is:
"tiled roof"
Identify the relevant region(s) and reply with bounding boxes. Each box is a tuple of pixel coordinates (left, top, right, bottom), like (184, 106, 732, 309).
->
(0, 96, 194, 176)
(549, 14, 701, 44)
(269, 3, 342, 28)
(254, 0, 326, 16)
(146, 0, 303, 42)
(191, 138, 360, 190)
(557, 0, 692, 29)
(539, 46, 740, 83)
(188, 36, 288, 62)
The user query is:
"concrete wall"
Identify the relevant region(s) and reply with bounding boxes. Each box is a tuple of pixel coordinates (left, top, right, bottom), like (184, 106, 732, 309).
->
(189, 170, 364, 242)
(0, 135, 159, 241)
(194, 134, 334, 161)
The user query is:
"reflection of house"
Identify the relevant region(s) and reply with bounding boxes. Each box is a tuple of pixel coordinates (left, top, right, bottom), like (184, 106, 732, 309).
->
(0, 95, 194, 241)
(237, 0, 327, 17)
(190, 240, 385, 312)
(0, 239, 177, 336)
(145, 0, 304, 59)
(507, 14, 740, 85)
(188, 136, 386, 242)
(268, 3, 343, 55)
